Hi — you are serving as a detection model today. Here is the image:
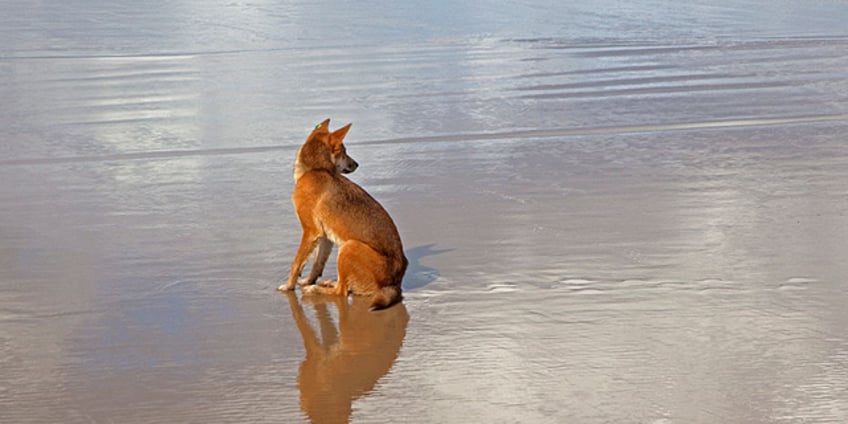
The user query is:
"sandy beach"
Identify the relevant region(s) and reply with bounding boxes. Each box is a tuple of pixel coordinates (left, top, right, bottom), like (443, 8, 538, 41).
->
(3, 1, 848, 423)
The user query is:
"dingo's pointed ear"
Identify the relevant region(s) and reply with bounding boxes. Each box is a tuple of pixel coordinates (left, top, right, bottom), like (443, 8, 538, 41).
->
(330, 123, 352, 144)
(312, 118, 331, 134)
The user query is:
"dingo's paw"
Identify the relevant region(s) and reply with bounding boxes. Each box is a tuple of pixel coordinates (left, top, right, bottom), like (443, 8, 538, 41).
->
(317, 279, 337, 288)
(297, 278, 315, 287)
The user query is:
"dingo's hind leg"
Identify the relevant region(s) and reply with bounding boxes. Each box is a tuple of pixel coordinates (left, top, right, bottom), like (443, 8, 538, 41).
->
(303, 240, 385, 298)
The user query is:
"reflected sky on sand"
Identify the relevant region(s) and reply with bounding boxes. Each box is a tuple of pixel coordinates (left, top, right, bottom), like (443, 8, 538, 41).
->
(2, 0, 848, 423)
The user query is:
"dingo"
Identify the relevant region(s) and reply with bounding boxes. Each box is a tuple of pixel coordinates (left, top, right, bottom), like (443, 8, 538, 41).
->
(278, 119, 407, 310)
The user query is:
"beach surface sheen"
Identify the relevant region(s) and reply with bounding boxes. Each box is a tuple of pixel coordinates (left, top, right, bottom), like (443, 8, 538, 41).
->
(2, 1, 848, 422)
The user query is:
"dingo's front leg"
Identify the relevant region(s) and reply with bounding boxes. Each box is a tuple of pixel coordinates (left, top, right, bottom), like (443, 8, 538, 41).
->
(303, 237, 332, 286)
(279, 233, 319, 291)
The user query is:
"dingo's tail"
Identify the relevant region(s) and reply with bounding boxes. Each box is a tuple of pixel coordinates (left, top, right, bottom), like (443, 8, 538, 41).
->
(370, 285, 402, 310)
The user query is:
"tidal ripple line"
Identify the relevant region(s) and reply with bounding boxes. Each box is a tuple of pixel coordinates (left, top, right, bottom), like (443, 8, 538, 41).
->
(2, 114, 845, 166)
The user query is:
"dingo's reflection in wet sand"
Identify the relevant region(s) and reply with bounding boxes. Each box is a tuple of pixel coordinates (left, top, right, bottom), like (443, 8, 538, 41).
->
(284, 292, 409, 423)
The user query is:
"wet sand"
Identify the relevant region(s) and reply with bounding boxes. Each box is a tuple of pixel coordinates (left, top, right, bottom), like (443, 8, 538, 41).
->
(3, 1, 848, 423)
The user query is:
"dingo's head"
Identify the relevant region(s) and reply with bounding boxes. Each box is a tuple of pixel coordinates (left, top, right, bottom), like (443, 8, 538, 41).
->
(294, 119, 358, 180)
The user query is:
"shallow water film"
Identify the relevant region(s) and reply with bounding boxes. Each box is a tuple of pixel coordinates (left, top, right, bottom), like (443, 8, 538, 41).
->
(2, 1, 848, 423)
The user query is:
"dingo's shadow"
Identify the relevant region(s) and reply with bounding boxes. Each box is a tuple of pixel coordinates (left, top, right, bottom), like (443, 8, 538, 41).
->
(403, 244, 451, 291)
(284, 292, 409, 424)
